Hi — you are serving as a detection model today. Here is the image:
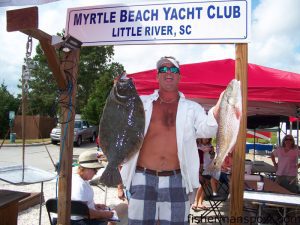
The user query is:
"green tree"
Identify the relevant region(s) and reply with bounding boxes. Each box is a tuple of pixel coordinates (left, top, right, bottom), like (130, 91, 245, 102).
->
(27, 45, 57, 117)
(81, 63, 124, 125)
(27, 44, 116, 118)
(0, 82, 19, 138)
(77, 46, 115, 113)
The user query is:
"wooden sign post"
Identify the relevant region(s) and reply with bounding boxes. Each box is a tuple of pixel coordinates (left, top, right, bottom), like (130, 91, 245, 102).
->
(6, 7, 80, 225)
(56, 50, 80, 225)
(230, 43, 248, 224)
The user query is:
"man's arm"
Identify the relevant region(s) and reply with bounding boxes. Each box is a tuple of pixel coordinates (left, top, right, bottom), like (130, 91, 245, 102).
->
(194, 104, 218, 138)
(89, 208, 113, 219)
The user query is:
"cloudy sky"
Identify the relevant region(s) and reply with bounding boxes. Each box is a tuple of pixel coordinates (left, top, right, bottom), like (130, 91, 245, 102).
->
(0, 0, 300, 95)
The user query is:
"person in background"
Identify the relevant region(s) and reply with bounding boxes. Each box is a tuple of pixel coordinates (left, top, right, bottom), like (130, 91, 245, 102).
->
(96, 136, 100, 149)
(193, 147, 232, 212)
(117, 165, 130, 202)
(71, 150, 115, 225)
(271, 135, 300, 193)
(192, 138, 216, 211)
(116, 166, 129, 225)
(121, 56, 223, 225)
(219, 152, 232, 182)
(210, 152, 232, 193)
(199, 138, 215, 175)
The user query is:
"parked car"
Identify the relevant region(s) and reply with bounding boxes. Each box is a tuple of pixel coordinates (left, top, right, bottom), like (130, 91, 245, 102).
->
(50, 119, 98, 147)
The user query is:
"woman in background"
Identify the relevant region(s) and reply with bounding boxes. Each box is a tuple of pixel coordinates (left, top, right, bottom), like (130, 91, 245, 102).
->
(271, 135, 300, 193)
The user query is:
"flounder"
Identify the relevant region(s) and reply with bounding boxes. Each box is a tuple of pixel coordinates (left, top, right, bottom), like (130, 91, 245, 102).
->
(99, 73, 145, 187)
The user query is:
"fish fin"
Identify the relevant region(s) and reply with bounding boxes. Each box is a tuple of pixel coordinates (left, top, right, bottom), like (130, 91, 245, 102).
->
(203, 162, 221, 180)
(115, 71, 127, 82)
(99, 164, 122, 187)
(234, 106, 242, 119)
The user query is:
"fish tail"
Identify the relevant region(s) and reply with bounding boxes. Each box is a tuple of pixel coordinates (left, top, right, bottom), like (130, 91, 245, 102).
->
(99, 164, 122, 187)
(203, 161, 221, 180)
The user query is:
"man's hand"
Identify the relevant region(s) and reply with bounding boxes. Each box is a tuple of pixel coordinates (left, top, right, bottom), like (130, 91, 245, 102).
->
(213, 91, 224, 121)
(117, 185, 126, 201)
(95, 203, 107, 210)
(101, 210, 114, 219)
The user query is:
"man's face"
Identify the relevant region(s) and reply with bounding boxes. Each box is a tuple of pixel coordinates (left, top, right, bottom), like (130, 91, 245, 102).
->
(157, 62, 181, 92)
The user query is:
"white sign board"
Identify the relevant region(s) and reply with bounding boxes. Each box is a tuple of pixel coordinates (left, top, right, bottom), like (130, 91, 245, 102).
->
(66, 0, 251, 46)
(0, 0, 59, 7)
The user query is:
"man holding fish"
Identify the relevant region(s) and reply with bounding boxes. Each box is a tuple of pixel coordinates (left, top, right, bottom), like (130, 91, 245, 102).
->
(99, 56, 242, 225)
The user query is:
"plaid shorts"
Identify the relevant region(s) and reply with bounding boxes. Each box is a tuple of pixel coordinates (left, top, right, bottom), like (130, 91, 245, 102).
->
(128, 170, 189, 225)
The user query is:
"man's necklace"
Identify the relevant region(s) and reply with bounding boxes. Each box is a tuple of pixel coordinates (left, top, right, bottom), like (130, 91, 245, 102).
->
(158, 95, 179, 104)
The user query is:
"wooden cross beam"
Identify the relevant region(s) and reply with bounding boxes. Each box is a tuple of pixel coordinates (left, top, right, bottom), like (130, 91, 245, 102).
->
(6, 6, 67, 90)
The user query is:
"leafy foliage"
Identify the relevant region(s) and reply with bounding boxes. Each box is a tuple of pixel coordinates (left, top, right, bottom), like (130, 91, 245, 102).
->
(77, 46, 115, 113)
(26, 43, 118, 119)
(27, 45, 57, 117)
(81, 62, 124, 125)
(0, 82, 19, 138)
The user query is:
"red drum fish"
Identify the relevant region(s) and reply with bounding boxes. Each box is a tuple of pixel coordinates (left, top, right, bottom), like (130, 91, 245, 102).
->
(204, 79, 242, 179)
(99, 73, 145, 187)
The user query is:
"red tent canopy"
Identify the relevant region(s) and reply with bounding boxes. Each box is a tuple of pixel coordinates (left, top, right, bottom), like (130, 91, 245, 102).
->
(128, 59, 300, 117)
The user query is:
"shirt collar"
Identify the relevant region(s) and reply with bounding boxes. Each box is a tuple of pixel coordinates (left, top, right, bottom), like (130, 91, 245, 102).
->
(152, 89, 185, 100)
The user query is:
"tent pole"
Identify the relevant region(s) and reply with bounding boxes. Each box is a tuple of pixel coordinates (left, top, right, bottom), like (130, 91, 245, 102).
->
(279, 124, 282, 146)
(229, 43, 248, 225)
(253, 128, 256, 161)
(297, 119, 299, 188)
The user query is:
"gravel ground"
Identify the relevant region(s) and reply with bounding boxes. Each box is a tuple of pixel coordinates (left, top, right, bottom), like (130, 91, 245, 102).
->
(0, 143, 127, 225)
(0, 176, 125, 225)
(1, 153, 287, 225)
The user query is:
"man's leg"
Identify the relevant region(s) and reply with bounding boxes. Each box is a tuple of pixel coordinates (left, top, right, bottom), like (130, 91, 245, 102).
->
(157, 174, 189, 225)
(128, 172, 159, 225)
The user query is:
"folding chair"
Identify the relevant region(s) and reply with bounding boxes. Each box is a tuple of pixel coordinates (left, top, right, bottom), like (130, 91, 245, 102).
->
(200, 175, 230, 225)
(46, 198, 91, 225)
(217, 173, 230, 194)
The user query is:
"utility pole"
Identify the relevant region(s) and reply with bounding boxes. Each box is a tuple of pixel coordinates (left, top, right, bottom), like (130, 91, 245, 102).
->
(21, 36, 33, 177)
(21, 64, 27, 176)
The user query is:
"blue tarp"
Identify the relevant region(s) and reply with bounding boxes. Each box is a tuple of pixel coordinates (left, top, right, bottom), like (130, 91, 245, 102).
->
(246, 143, 273, 153)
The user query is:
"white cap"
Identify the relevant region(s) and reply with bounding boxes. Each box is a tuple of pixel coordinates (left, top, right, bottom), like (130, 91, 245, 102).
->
(156, 56, 180, 69)
(78, 150, 103, 169)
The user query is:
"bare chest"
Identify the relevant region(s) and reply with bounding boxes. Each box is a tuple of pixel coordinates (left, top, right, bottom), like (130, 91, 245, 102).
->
(150, 101, 178, 128)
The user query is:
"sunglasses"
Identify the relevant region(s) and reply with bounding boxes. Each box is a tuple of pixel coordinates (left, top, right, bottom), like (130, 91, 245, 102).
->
(158, 66, 180, 74)
(285, 139, 293, 141)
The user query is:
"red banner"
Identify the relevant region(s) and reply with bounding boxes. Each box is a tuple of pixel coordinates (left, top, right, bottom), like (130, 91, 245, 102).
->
(246, 131, 271, 140)
(289, 117, 299, 122)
